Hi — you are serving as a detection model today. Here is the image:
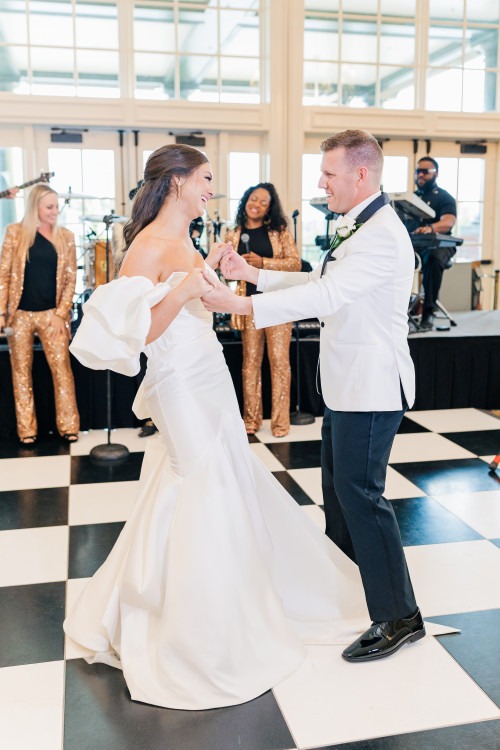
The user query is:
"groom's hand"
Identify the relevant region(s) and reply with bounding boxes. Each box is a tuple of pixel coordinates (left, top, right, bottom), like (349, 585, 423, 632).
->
(220, 249, 259, 285)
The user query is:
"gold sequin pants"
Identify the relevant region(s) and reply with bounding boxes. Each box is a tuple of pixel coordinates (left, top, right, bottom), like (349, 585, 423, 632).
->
(241, 316, 292, 436)
(9, 309, 80, 439)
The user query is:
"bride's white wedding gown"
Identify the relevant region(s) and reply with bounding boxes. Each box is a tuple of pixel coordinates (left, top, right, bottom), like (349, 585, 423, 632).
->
(64, 267, 369, 710)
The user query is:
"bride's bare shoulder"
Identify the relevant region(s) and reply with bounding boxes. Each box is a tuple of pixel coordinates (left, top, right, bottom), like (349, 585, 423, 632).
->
(119, 234, 173, 282)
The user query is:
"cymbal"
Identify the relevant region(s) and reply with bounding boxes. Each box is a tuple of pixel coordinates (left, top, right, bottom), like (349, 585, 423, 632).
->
(80, 214, 128, 223)
(59, 192, 101, 200)
(210, 193, 226, 199)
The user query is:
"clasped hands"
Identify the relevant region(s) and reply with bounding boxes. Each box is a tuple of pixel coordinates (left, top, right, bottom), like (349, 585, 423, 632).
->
(180, 242, 254, 314)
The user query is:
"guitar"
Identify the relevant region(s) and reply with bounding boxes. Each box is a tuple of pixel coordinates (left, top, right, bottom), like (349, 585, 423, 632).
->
(0, 171, 55, 199)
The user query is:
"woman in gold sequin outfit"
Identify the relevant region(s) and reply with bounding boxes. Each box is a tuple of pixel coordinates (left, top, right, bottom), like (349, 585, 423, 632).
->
(225, 183, 300, 437)
(0, 184, 79, 444)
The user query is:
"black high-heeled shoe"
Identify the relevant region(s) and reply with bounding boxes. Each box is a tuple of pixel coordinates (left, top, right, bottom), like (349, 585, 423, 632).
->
(62, 433, 79, 443)
(20, 436, 37, 447)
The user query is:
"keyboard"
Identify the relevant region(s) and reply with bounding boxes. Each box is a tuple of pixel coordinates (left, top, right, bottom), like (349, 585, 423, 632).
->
(411, 233, 463, 250)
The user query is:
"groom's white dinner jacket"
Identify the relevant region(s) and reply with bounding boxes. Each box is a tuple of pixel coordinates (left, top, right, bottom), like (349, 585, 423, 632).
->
(251, 192, 415, 412)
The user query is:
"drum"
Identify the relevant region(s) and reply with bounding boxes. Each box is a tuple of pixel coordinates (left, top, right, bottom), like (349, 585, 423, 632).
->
(111, 220, 127, 270)
(94, 240, 114, 287)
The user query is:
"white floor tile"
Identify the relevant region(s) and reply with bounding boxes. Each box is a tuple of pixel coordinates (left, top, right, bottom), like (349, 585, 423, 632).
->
(256, 418, 323, 444)
(274, 638, 499, 749)
(433, 491, 500, 539)
(288, 467, 323, 504)
(300, 504, 326, 531)
(390, 432, 476, 463)
(249, 443, 286, 471)
(385, 466, 427, 500)
(0, 455, 70, 491)
(405, 540, 500, 617)
(406, 408, 500, 433)
(0, 526, 68, 586)
(70, 428, 148, 456)
(69, 480, 140, 525)
(0, 661, 64, 750)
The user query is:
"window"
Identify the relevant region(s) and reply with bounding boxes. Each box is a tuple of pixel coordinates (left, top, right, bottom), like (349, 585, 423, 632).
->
(301, 153, 324, 269)
(426, 1, 499, 112)
(303, 3, 416, 108)
(0, 0, 119, 98)
(133, 1, 261, 102)
(0, 147, 24, 242)
(436, 156, 484, 260)
(228, 151, 259, 222)
(48, 146, 116, 291)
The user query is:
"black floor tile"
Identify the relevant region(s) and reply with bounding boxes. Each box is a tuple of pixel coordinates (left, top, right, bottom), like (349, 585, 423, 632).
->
(71, 452, 144, 484)
(64, 660, 296, 750)
(0, 582, 65, 667)
(391, 496, 482, 546)
(429, 609, 500, 707)
(267, 440, 322, 469)
(397, 416, 430, 434)
(0, 487, 68, 531)
(391, 458, 500, 496)
(247, 434, 259, 443)
(316, 719, 500, 749)
(0, 436, 69, 459)
(272, 471, 315, 505)
(69, 522, 124, 578)
(441, 429, 500, 456)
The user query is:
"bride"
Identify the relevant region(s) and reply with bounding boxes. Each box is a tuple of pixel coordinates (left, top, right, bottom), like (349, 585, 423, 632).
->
(64, 143, 368, 711)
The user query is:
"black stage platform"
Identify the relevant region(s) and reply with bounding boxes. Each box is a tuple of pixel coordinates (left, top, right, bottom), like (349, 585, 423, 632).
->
(0, 311, 498, 438)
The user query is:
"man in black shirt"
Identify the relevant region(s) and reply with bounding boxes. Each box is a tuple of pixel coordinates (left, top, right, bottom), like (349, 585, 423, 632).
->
(413, 157, 457, 330)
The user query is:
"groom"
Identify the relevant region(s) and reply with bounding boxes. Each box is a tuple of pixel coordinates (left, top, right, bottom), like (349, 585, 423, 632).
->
(203, 129, 424, 662)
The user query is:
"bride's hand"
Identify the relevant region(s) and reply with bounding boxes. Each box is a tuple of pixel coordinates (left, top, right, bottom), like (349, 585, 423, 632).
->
(205, 242, 233, 270)
(201, 270, 252, 315)
(179, 268, 215, 301)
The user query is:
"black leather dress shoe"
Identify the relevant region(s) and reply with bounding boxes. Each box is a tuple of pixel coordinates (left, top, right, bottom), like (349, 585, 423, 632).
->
(138, 420, 158, 438)
(342, 609, 425, 662)
(419, 312, 434, 331)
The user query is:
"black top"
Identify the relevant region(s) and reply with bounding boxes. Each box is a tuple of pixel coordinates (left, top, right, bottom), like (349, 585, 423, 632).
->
(18, 231, 58, 311)
(237, 225, 273, 296)
(414, 185, 457, 234)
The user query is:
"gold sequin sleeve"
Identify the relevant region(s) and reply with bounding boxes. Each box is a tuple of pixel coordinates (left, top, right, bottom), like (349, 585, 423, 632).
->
(262, 229, 301, 272)
(55, 229, 77, 319)
(0, 225, 15, 315)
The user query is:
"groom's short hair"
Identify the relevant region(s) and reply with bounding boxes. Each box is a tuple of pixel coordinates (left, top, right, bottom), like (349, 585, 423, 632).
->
(321, 130, 383, 179)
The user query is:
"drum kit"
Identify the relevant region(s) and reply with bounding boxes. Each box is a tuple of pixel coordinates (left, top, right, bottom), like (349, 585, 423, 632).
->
(77, 193, 228, 290)
(79, 210, 128, 289)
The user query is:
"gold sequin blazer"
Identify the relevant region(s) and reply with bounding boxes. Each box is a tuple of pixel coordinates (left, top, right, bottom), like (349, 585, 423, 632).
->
(0, 223, 77, 326)
(224, 226, 301, 330)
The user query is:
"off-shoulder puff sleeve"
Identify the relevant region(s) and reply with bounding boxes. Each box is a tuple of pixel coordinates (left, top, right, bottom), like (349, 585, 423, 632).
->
(70, 276, 170, 376)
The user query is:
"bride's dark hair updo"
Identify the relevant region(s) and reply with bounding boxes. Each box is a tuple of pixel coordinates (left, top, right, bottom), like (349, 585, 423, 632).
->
(123, 144, 209, 250)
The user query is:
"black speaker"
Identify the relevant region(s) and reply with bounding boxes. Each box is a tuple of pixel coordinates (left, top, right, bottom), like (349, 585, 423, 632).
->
(175, 135, 206, 147)
(460, 143, 487, 154)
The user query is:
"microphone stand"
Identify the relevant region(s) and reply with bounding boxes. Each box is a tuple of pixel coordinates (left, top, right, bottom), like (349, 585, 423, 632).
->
(289, 209, 315, 426)
(90, 212, 129, 462)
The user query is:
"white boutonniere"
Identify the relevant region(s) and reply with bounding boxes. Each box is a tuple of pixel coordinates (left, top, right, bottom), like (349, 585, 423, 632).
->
(329, 215, 361, 251)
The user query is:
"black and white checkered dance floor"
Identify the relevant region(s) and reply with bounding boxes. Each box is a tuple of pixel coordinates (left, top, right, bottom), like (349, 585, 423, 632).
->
(1, 408, 500, 749)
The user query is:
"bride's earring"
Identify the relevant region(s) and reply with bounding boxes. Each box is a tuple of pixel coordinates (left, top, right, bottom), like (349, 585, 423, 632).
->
(176, 181, 182, 201)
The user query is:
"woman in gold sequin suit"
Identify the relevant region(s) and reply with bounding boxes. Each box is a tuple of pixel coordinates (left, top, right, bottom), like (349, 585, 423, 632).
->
(225, 184, 300, 437)
(0, 184, 79, 444)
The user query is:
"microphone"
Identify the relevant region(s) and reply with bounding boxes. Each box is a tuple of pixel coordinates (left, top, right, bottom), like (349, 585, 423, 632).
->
(292, 209, 299, 218)
(241, 232, 250, 254)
